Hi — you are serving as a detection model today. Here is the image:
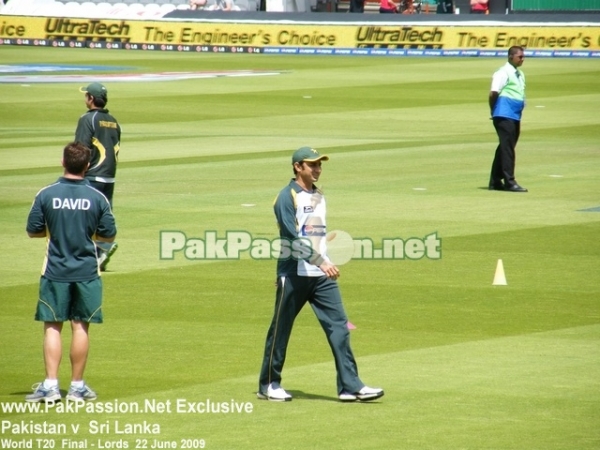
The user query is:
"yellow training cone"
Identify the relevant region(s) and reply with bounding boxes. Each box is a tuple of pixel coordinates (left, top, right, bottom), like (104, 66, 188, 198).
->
(493, 259, 507, 285)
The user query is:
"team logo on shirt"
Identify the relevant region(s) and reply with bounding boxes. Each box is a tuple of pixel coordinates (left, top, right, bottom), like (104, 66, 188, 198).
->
(301, 224, 326, 237)
(303, 206, 314, 213)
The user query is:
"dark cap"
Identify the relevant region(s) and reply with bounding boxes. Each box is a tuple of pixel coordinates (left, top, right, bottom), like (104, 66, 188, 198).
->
(292, 146, 329, 165)
(79, 82, 107, 100)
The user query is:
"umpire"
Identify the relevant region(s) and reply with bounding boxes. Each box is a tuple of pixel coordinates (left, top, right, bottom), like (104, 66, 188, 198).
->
(489, 46, 528, 192)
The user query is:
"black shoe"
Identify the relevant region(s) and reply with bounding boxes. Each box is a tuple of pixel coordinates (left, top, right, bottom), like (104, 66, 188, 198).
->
(505, 184, 528, 192)
(489, 184, 504, 191)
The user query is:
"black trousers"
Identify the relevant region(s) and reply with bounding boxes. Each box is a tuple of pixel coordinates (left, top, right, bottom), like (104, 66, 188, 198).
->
(87, 179, 115, 206)
(490, 117, 520, 188)
(349, 0, 364, 12)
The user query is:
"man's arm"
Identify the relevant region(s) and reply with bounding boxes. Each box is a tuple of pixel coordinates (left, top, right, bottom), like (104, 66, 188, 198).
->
(489, 91, 499, 117)
(489, 67, 509, 118)
(94, 198, 117, 243)
(274, 189, 298, 241)
(74, 114, 94, 148)
(26, 196, 47, 238)
(318, 261, 340, 280)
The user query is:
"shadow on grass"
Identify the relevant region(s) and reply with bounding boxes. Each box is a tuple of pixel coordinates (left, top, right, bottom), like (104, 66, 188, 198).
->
(288, 390, 385, 404)
(9, 389, 68, 401)
(254, 390, 338, 402)
(287, 390, 337, 402)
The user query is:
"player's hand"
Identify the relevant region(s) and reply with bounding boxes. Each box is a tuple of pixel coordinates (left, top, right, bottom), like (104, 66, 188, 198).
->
(319, 262, 340, 280)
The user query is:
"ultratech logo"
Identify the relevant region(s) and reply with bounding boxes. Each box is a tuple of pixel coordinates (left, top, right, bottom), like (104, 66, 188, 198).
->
(45, 18, 130, 43)
(356, 26, 443, 49)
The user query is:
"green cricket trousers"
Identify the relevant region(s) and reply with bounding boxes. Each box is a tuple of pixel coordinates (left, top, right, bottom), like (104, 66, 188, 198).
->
(259, 274, 364, 395)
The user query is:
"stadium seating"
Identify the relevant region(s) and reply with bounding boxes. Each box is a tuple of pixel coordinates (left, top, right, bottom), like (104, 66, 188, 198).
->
(0, 0, 263, 16)
(336, 0, 438, 13)
(0, 0, 141, 16)
(0, 0, 439, 16)
(159, 3, 176, 12)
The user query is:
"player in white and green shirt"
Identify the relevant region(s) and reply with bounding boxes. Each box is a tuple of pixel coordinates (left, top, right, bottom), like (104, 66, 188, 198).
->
(257, 147, 384, 403)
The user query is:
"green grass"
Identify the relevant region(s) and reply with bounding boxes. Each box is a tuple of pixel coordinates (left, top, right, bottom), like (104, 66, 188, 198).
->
(1, 47, 599, 449)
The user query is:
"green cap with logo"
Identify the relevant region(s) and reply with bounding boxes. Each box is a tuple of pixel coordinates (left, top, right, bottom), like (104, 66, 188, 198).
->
(292, 146, 329, 165)
(79, 82, 108, 100)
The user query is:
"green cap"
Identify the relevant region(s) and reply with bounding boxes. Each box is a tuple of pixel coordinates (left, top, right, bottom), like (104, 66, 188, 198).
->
(79, 82, 107, 100)
(292, 147, 329, 165)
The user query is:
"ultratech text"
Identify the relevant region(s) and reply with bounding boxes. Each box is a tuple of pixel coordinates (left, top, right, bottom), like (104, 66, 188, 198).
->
(356, 26, 443, 45)
(45, 19, 130, 38)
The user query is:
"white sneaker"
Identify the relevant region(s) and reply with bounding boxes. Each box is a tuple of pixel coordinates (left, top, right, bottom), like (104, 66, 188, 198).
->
(339, 386, 384, 402)
(357, 386, 384, 401)
(338, 391, 358, 402)
(257, 382, 292, 402)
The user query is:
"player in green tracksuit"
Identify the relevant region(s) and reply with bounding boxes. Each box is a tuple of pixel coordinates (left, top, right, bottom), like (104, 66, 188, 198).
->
(25, 142, 117, 403)
(257, 147, 384, 402)
(76, 82, 121, 270)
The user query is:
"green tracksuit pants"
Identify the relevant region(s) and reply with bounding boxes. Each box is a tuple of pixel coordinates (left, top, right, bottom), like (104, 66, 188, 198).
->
(259, 275, 364, 395)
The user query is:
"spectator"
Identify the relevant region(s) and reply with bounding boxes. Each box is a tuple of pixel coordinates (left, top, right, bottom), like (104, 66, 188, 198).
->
(380, 0, 398, 13)
(470, 0, 488, 13)
(189, 0, 207, 9)
(436, 0, 453, 13)
(349, 0, 364, 12)
(206, 0, 242, 10)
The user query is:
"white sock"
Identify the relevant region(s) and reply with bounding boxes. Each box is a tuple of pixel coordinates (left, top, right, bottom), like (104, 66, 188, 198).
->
(44, 379, 58, 389)
(71, 380, 84, 389)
